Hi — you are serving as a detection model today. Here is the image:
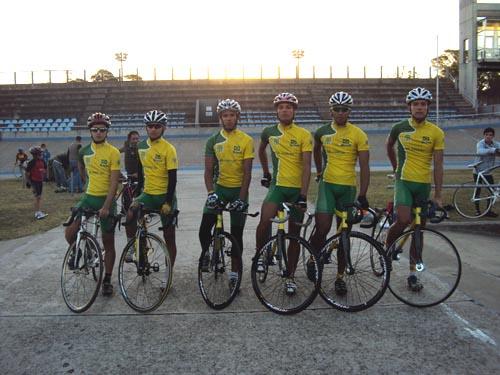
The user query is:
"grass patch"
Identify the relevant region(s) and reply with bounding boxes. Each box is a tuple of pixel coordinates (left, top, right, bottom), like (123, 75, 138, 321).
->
(0, 179, 81, 240)
(307, 169, 498, 222)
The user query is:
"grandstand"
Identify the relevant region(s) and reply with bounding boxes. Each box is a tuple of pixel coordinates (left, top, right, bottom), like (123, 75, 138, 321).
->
(0, 78, 475, 133)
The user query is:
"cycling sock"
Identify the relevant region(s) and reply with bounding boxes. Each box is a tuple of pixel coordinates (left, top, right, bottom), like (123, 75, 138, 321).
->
(104, 273, 111, 284)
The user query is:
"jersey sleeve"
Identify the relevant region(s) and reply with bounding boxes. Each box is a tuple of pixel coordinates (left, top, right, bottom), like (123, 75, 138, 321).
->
(167, 145, 179, 170)
(260, 127, 270, 143)
(243, 136, 255, 159)
(78, 146, 84, 164)
(205, 134, 215, 157)
(110, 147, 121, 171)
(389, 123, 400, 142)
(433, 128, 445, 151)
(357, 129, 370, 152)
(301, 130, 313, 153)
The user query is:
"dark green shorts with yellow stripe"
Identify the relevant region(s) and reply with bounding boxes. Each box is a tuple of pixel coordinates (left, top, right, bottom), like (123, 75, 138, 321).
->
(315, 180, 356, 216)
(394, 179, 431, 214)
(264, 184, 303, 221)
(135, 192, 178, 227)
(203, 185, 247, 228)
(75, 194, 117, 234)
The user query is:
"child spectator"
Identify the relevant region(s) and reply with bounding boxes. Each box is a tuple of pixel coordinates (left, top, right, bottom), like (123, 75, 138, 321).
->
(25, 146, 48, 220)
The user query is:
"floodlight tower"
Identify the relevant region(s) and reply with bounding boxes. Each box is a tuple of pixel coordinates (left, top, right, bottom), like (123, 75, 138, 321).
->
(114, 52, 128, 81)
(292, 49, 305, 79)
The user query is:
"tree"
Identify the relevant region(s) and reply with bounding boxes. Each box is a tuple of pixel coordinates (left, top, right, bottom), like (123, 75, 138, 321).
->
(91, 69, 118, 82)
(125, 74, 142, 81)
(431, 49, 459, 78)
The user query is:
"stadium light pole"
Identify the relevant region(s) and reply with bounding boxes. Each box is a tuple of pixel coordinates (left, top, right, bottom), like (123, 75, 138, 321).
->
(114, 52, 128, 82)
(292, 49, 304, 79)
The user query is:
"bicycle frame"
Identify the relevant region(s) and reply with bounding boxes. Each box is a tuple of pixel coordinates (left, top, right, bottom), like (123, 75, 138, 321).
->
(472, 167, 500, 207)
(71, 212, 100, 270)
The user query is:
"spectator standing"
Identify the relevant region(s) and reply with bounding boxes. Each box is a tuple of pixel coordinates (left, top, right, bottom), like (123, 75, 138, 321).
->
(120, 131, 140, 178)
(40, 143, 51, 181)
(25, 146, 48, 220)
(15, 148, 28, 179)
(67, 136, 83, 193)
(52, 152, 69, 192)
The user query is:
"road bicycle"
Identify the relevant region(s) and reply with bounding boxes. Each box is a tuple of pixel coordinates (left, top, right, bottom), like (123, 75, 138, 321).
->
(118, 204, 175, 312)
(198, 200, 259, 310)
(453, 162, 500, 218)
(251, 203, 321, 315)
(115, 175, 139, 216)
(61, 208, 106, 313)
(383, 201, 461, 307)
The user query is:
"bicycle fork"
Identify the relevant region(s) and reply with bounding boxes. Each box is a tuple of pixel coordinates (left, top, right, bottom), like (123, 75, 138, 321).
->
(338, 211, 355, 276)
(412, 207, 425, 272)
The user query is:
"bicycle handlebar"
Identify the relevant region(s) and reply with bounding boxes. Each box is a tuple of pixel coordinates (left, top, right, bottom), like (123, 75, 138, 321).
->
(63, 207, 120, 227)
(270, 202, 313, 227)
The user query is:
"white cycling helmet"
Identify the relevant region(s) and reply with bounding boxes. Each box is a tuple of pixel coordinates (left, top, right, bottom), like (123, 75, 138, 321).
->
(329, 92, 353, 107)
(87, 112, 111, 128)
(406, 87, 432, 104)
(273, 92, 298, 108)
(144, 110, 168, 125)
(217, 99, 241, 114)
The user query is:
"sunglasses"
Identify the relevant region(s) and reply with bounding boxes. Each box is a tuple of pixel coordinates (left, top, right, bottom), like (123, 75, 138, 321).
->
(332, 107, 350, 113)
(90, 128, 108, 133)
(146, 124, 164, 129)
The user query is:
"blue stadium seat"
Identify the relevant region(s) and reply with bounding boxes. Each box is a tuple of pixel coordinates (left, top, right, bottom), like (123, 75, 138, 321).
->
(41, 127, 49, 132)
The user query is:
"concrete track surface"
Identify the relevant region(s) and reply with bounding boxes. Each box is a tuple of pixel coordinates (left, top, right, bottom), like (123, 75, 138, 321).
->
(1, 172, 499, 374)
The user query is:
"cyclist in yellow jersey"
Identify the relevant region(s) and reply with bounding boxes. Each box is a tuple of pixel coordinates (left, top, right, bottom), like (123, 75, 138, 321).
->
(199, 99, 254, 291)
(385, 87, 445, 292)
(125, 110, 179, 266)
(255, 92, 312, 295)
(64, 112, 121, 296)
(309, 92, 370, 295)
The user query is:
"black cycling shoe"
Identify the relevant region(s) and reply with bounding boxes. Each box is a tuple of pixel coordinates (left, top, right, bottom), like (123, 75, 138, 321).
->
(334, 278, 347, 296)
(200, 251, 210, 272)
(407, 275, 423, 292)
(102, 281, 114, 296)
(306, 258, 316, 282)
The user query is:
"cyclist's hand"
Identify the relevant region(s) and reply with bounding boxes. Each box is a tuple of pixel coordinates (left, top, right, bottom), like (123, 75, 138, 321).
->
(295, 194, 307, 211)
(229, 198, 248, 212)
(315, 172, 322, 183)
(205, 192, 218, 209)
(356, 195, 369, 210)
(99, 207, 110, 218)
(161, 202, 172, 215)
(260, 172, 272, 188)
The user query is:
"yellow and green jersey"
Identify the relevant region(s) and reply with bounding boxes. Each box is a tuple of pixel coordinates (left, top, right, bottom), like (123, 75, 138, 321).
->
(205, 129, 254, 188)
(314, 122, 369, 186)
(79, 141, 121, 196)
(261, 123, 313, 188)
(389, 118, 445, 183)
(138, 137, 178, 195)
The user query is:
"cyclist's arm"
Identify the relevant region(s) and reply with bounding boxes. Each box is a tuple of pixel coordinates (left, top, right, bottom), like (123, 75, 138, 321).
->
(477, 140, 496, 156)
(433, 150, 444, 206)
(358, 150, 370, 197)
(78, 160, 86, 185)
(136, 156, 144, 192)
(386, 135, 397, 172)
(313, 138, 323, 176)
(102, 170, 120, 211)
(165, 169, 177, 204)
(239, 158, 253, 200)
(258, 139, 270, 176)
(204, 156, 216, 193)
(300, 151, 312, 196)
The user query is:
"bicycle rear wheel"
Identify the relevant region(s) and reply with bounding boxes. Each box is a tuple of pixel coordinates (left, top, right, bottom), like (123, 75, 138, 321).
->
(388, 228, 461, 307)
(370, 213, 392, 277)
(118, 233, 173, 312)
(251, 234, 320, 315)
(453, 181, 493, 218)
(61, 233, 103, 313)
(198, 231, 242, 309)
(319, 231, 389, 312)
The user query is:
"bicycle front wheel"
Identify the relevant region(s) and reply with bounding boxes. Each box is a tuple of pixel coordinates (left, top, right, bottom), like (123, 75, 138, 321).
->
(370, 214, 392, 277)
(198, 231, 242, 310)
(118, 233, 173, 313)
(388, 228, 461, 307)
(251, 234, 320, 315)
(319, 231, 389, 312)
(61, 233, 103, 313)
(453, 181, 493, 218)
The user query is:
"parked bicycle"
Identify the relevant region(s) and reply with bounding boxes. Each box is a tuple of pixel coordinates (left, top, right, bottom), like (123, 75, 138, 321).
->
(198, 200, 259, 310)
(383, 200, 461, 307)
(118, 203, 175, 313)
(61, 208, 108, 313)
(453, 162, 500, 218)
(115, 174, 139, 216)
(251, 203, 321, 315)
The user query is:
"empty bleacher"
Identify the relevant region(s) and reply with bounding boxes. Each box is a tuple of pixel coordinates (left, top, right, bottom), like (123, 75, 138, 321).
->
(0, 117, 77, 133)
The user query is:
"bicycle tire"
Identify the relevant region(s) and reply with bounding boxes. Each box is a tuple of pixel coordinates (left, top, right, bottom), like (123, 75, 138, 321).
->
(118, 233, 173, 312)
(251, 234, 321, 315)
(387, 228, 461, 307)
(453, 181, 493, 219)
(61, 233, 103, 313)
(370, 213, 392, 277)
(319, 231, 389, 312)
(198, 231, 242, 310)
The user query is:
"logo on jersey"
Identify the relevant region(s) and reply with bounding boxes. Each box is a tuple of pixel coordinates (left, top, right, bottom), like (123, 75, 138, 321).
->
(421, 136, 432, 144)
(233, 145, 242, 154)
(271, 137, 280, 146)
(340, 138, 352, 147)
(154, 154, 162, 162)
(289, 139, 299, 147)
(99, 159, 108, 167)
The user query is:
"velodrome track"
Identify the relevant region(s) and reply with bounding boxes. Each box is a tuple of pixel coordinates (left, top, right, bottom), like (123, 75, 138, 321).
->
(0, 170, 499, 373)
(1, 120, 499, 174)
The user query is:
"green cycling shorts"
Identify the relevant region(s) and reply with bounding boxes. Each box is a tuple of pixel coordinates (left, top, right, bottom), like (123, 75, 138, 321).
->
(394, 179, 431, 214)
(264, 184, 303, 221)
(203, 185, 247, 228)
(135, 192, 178, 227)
(75, 194, 117, 234)
(315, 180, 356, 217)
